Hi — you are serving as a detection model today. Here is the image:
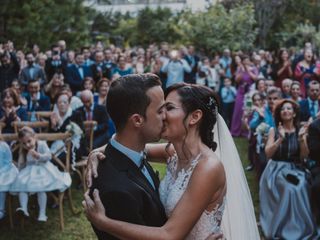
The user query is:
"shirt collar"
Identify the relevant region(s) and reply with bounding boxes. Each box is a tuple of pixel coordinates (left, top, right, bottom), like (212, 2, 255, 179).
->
(110, 136, 143, 168)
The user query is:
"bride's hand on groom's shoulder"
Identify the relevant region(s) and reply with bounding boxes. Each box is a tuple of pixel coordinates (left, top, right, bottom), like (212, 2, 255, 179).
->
(205, 232, 224, 240)
(86, 150, 106, 188)
(82, 189, 106, 230)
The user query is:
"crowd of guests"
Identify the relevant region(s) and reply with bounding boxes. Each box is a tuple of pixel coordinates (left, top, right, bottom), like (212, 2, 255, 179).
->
(0, 39, 319, 238)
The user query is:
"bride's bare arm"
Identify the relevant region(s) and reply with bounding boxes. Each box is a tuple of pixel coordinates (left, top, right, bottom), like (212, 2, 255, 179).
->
(84, 155, 226, 240)
(86, 144, 108, 187)
(145, 143, 175, 162)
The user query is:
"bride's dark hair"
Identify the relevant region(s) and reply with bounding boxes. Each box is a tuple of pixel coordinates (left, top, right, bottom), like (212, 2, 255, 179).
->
(165, 83, 219, 151)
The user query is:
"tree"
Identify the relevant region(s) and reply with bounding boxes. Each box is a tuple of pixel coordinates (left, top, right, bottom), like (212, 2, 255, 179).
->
(179, 4, 257, 53)
(0, 0, 93, 50)
(254, 0, 289, 48)
(136, 7, 181, 46)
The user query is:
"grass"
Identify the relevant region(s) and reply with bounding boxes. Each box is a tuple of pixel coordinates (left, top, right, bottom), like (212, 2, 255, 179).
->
(0, 138, 258, 240)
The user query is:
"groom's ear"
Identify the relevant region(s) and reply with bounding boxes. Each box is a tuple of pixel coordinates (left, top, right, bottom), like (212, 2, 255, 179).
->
(189, 109, 202, 126)
(130, 114, 144, 127)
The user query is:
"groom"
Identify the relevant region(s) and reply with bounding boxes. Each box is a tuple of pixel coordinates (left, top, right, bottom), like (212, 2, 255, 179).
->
(88, 73, 167, 239)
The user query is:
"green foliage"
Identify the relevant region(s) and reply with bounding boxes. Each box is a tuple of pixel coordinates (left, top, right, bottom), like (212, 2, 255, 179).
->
(136, 7, 181, 46)
(0, 0, 93, 50)
(179, 4, 257, 53)
(276, 23, 320, 50)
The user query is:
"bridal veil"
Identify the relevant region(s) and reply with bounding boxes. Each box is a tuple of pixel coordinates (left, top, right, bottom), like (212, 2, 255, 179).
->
(214, 114, 260, 239)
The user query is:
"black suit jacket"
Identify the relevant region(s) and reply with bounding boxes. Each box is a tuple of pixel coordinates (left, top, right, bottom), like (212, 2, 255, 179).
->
(299, 99, 320, 122)
(91, 144, 167, 240)
(308, 118, 320, 162)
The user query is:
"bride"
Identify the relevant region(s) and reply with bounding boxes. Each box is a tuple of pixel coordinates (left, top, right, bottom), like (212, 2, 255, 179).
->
(83, 83, 259, 239)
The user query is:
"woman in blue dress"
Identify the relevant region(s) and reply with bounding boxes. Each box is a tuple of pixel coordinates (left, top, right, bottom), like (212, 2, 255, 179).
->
(259, 99, 318, 239)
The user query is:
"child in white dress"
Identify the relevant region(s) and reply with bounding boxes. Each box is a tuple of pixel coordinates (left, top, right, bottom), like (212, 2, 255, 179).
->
(10, 127, 71, 222)
(0, 140, 18, 219)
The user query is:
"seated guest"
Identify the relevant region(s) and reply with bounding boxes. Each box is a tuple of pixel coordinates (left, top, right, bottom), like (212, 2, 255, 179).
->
(11, 79, 27, 107)
(83, 77, 95, 92)
(249, 87, 282, 177)
(249, 87, 281, 130)
(76, 77, 95, 97)
(112, 55, 133, 79)
(19, 52, 46, 88)
(53, 84, 83, 112)
(255, 78, 267, 98)
(260, 99, 318, 239)
(299, 80, 320, 122)
(91, 51, 111, 83)
(93, 78, 116, 138)
(93, 78, 110, 106)
(281, 78, 292, 98)
(25, 79, 51, 114)
(66, 53, 92, 94)
(290, 81, 302, 103)
(49, 91, 73, 133)
(0, 88, 28, 133)
(49, 91, 84, 166)
(71, 90, 109, 149)
(44, 72, 64, 103)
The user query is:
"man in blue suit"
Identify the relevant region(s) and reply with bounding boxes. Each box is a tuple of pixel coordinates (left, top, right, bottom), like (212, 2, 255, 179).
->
(299, 80, 320, 122)
(20, 52, 46, 88)
(66, 53, 93, 94)
(25, 80, 51, 121)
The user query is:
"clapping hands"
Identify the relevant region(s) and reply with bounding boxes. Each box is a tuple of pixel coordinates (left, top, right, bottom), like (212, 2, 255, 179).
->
(278, 122, 286, 139)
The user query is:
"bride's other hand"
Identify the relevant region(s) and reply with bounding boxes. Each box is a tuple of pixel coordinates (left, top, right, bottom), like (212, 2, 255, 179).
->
(205, 232, 223, 240)
(83, 189, 106, 230)
(86, 150, 106, 187)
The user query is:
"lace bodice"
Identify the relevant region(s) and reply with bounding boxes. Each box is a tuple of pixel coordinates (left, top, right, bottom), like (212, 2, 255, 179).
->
(159, 154, 225, 240)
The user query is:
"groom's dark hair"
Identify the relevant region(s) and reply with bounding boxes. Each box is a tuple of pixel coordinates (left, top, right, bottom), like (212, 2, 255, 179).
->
(107, 73, 162, 131)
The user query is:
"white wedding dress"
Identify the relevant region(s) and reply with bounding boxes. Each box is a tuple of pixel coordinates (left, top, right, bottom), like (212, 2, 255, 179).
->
(159, 115, 260, 240)
(159, 154, 226, 240)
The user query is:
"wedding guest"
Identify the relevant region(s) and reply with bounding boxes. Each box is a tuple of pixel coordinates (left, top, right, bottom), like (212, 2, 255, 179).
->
(44, 72, 64, 104)
(231, 55, 258, 137)
(260, 99, 318, 239)
(294, 48, 318, 98)
(0, 88, 28, 133)
(11, 127, 71, 222)
(290, 81, 302, 102)
(220, 78, 236, 128)
(275, 48, 293, 88)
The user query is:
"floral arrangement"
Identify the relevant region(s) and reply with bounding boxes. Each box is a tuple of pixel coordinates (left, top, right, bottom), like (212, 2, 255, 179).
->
(66, 122, 83, 170)
(66, 121, 83, 137)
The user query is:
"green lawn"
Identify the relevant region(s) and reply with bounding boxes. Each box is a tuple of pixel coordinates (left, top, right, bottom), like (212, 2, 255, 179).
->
(0, 138, 258, 240)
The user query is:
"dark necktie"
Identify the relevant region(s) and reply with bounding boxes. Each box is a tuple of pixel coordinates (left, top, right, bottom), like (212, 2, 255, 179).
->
(139, 150, 148, 170)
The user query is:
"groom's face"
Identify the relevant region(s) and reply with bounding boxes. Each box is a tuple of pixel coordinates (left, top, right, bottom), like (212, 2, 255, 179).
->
(141, 86, 166, 142)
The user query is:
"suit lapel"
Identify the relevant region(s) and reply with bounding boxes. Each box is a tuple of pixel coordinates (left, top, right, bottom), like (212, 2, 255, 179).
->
(106, 145, 164, 211)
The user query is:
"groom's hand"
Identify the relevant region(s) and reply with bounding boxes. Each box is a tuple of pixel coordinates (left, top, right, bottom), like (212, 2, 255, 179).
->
(83, 189, 106, 231)
(86, 150, 106, 188)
